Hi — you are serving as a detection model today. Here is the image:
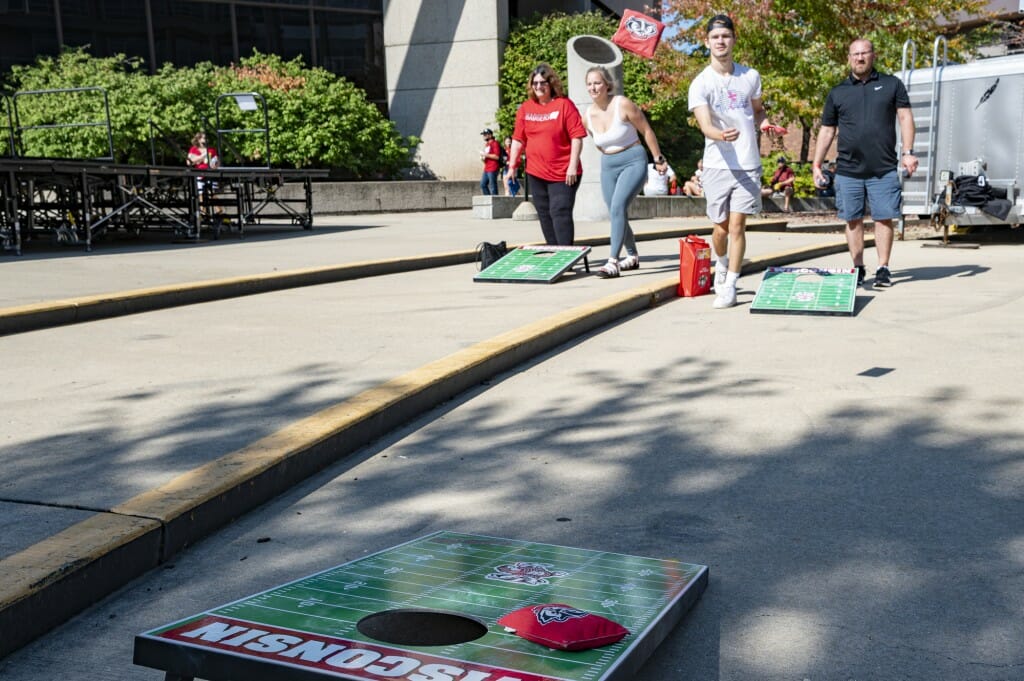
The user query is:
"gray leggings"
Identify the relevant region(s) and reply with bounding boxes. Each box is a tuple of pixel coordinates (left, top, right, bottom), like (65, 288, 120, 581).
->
(601, 144, 646, 259)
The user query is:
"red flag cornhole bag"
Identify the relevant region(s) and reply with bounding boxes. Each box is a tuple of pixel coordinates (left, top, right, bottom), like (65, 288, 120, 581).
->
(497, 603, 629, 651)
(679, 235, 712, 297)
(611, 10, 665, 59)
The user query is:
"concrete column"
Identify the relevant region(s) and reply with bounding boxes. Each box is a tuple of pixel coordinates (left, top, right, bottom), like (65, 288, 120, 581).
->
(383, 0, 508, 181)
(566, 35, 623, 221)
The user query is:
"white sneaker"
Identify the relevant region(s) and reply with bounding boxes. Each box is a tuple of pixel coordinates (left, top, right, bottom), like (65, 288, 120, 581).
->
(714, 265, 728, 292)
(712, 285, 737, 309)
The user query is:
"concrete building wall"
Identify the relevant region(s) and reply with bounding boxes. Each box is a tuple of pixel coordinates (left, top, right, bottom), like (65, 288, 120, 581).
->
(383, 0, 507, 180)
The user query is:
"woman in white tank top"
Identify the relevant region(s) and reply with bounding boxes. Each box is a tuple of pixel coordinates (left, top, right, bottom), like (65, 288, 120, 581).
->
(584, 66, 670, 278)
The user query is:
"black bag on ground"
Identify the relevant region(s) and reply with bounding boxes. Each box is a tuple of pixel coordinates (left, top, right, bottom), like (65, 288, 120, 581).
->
(477, 241, 508, 270)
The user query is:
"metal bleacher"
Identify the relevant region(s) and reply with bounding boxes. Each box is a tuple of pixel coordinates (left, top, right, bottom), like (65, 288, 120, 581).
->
(1, 87, 327, 255)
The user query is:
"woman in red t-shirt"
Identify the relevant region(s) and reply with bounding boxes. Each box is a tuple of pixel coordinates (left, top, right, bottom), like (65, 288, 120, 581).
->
(504, 64, 587, 246)
(187, 132, 221, 218)
(187, 132, 219, 171)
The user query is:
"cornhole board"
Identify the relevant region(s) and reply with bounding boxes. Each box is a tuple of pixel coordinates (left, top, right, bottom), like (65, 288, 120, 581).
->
(750, 266, 858, 316)
(474, 245, 591, 283)
(134, 531, 708, 681)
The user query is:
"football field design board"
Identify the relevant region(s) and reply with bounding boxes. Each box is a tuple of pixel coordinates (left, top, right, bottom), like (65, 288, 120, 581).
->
(750, 266, 858, 316)
(134, 531, 708, 681)
(474, 245, 591, 283)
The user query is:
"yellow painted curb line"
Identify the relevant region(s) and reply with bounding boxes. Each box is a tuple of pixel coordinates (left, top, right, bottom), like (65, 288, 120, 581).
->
(0, 515, 160, 607)
(0, 514, 162, 658)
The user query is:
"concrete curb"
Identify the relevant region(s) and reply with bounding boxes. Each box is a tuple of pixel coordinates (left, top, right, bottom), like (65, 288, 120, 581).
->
(0, 235, 849, 660)
(0, 221, 787, 337)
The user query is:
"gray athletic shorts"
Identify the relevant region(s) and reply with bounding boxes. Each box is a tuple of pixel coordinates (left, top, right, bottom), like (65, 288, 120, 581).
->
(702, 167, 763, 224)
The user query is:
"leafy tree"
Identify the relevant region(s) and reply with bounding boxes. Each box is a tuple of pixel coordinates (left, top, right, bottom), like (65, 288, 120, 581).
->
(2, 48, 419, 177)
(499, 11, 704, 172)
(656, 0, 996, 161)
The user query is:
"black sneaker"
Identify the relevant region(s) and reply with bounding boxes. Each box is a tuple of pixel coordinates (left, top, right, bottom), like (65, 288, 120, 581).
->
(856, 265, 866, 287)
(874, 266, 892, 288)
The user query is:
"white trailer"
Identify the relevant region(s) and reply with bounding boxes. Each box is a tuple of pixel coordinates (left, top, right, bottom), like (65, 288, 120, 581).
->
(899, 37, 1024, 234)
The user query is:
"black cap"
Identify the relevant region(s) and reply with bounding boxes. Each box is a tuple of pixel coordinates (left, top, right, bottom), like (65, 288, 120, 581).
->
(706, 14, 734, 34)
(480, 128, 493, 136)
(777, 156, 787, 164)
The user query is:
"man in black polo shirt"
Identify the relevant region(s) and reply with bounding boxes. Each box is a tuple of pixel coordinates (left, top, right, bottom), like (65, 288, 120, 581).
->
(812, 38, 918, 288)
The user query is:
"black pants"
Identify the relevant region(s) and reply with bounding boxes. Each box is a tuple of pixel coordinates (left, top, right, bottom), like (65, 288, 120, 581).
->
(528, 174, 579, 245)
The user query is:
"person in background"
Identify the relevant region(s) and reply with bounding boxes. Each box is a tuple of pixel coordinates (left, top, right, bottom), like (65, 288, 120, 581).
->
(504, 63, 587, 246)
(813, 38, 917, 288)
(478, 128, 501, 195)
(583, 65, 670, 277)
(688, 14, 785, 309)
(683, 159, 704, 197)
(502, 136, 521, 197)
(643, 159, 676, 196)
(762, 156, 796, 212)
(187, 132, 221, 218)
(187, 131, 219, 171)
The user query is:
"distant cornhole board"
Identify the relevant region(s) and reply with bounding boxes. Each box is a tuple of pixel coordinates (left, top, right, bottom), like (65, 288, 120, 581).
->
(475, 245, 591, 283)
(751, 266, 858, 316)
(134, 531, 708, 681)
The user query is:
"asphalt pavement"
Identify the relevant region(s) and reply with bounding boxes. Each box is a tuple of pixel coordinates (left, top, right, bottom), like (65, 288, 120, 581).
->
(0, 209, 1021, 680)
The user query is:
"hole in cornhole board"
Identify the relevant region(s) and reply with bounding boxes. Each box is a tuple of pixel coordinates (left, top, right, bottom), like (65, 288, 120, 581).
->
(357, 609, 487, 646)
(795, 272, 827, 285)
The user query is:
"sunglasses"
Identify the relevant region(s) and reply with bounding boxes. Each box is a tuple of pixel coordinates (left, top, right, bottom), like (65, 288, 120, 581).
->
(531, 79, 549, 87)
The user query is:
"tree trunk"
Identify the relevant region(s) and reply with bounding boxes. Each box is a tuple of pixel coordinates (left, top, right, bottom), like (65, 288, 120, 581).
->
(800, 116, 813, 163)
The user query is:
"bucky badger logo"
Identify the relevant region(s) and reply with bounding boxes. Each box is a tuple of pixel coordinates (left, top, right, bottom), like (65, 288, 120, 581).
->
(533, 605, 589, 625)
(625, 15, 658, 40)
(485, 562, 568, 586)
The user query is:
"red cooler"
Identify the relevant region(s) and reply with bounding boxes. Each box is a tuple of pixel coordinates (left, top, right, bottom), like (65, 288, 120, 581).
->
(679, 235, 712, 297)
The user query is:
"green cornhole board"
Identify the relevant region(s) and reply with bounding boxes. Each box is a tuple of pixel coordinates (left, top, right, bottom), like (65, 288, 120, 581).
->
(751, 266, 858, 316)
(134, 531, 708, 681)
(475, 245, 591, 283)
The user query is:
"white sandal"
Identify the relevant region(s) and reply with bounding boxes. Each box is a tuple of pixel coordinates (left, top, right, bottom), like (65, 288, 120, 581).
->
(596, 259, 620, 278)
(618, 254, 640, 271)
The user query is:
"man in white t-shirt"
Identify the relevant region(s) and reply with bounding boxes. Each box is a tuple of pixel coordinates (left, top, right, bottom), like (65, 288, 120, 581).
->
(688, 14, 784, 309)
(642, 162, 676, 195)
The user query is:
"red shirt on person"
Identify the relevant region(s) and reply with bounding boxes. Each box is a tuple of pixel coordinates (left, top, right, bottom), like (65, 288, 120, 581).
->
(770, 165, 795, 188)
(482, 138, 501, 173)
(511, 97, 587, 183)
(188, 146, 218, 170)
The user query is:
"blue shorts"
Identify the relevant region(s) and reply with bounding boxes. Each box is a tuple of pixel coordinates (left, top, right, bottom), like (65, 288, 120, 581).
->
(835, 170, 902, 221)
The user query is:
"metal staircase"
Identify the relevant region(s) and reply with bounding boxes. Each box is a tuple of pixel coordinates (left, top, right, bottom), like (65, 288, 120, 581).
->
(900, 37, 948, 217)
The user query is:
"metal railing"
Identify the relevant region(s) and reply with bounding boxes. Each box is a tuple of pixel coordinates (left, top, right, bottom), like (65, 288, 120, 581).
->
(12, 86, 115, 161)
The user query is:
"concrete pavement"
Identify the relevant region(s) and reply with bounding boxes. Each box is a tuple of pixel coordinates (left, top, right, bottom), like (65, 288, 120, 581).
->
(1, 208, 1020, 679)
(0, 212, 792, 334)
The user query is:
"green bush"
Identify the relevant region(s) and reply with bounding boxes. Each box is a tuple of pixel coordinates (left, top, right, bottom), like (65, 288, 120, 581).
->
(3, 48, 418, 177)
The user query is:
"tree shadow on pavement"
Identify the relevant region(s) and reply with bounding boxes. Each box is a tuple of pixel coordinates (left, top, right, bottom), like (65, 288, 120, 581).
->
(1, 291, 1022, 681)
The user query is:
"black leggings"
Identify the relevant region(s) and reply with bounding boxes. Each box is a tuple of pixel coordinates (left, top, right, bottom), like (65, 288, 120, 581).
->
(528, 174, 579, 245)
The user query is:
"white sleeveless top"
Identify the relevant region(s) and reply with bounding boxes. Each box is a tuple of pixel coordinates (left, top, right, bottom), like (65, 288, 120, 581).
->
(587, 96, 639, 153)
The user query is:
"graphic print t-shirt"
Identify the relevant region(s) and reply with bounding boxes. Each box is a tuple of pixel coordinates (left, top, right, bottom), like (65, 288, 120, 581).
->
(512, 97, 587, 183)
(688, 63, 763, 171)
